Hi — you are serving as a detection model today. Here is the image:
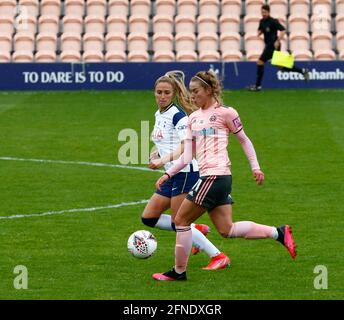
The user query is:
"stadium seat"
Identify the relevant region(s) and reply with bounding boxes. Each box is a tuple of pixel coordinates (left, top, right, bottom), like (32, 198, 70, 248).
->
(106, 33, 126, 52)
(155, 0, 176, 16)
(337, 0, 344, 15)
(39, 15, 59, 34)
(339, 51, 344, 60)
(16, 16, 37, 34)
(40, 0, 61, 17)
(244, 33, 264, 60)
(336, 32, 344, 53)
(311, 31, 332, 52)
(221, 0, 241, 16)
(130, 0, 151, 16)
(312, 0, 332, 16)
(245, 0, 265, 17)
(220, 32, 241, 52)
(18, 0, 39, 17)
(199, 0, 219, 16)
(60, 50, 81, 62)
(221, 50, 243, 61)
(13, 51, 34, 62)
(128, 50, 149, 62)
(61, 33, 82, 52)
(220, 15, 240, 33)
(86, 0, 107, 17)
(0, 51, 11, 62)
(0, 0, 16, 17)
(198, 33, 218, 52)
(313, 50, 335, 60)
(268, 0, 288, 17)
(108, 0, 129, 16)
(153, 15, 174, 34)
(85, 15, 105, 34)
(175, 15, 196, 34)
(199, 50, 220, 62)
(197, 15, 218, 34)
(129, 15, 149, 34)
(14, 32, 35, 52)
(83, 51, 104, 62)
(153, 33, 174, 52)
(289, 0, 309, 16)
(175, 32, 196, 52)
(0, 16, 14, 35)
(63, 15, 84, 34)
(176, 50, 198, 61)
(0, 34, 12, 53)
(289, 32, 310, 52)
(153, 50, 175, 62)
(105, 51, 126, 62)
(244, 15, 261, 33)
(177, 0, 198, 17)
(128, 33, 148, 52)
(83, 33, 104, 52)
(293, 50, 312, 60)
(36, 33, 57, 52)
(107, 15, 127, 34)
(65, 0, 85, 17)
(35, 50, 56, 62)
(288, 14, 309, 34)
(336, 15, 344, 35)
(311, 13, 331, 33)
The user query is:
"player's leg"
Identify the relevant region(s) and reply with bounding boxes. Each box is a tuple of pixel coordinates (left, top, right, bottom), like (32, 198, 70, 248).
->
(281, 65, 310, 81)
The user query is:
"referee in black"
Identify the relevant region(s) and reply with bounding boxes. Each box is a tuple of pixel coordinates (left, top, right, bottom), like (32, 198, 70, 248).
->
(248, 4, 310, 91)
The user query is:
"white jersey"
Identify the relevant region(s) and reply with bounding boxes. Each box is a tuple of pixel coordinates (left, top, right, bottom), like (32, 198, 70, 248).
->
(151, 103, 199, 173)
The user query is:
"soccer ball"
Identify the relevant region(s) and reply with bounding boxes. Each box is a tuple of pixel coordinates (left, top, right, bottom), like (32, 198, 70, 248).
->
(127, 230, 157, 259)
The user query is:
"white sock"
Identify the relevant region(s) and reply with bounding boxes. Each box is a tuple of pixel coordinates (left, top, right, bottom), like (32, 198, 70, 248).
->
(191, 226, 220, 258)
(155, 214, 173, 231)
(271, 227, 279, 240)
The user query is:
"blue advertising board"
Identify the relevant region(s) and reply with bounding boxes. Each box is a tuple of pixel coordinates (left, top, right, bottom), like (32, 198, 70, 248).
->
(0, 61, 343, 90)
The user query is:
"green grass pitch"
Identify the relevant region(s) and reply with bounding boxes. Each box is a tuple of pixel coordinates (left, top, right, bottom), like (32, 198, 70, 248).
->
(0, 89, 343, 300)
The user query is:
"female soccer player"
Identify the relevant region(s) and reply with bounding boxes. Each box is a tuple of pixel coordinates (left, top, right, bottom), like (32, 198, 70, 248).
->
(153, 70, 297, 281)
(141, 70, 229, 270)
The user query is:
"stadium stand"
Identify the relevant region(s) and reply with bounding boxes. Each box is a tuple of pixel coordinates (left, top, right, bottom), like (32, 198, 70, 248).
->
(0, 0, 342, 62)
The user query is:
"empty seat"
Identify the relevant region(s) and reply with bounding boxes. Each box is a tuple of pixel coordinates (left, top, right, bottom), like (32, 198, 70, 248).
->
(199, 0, 220, 16)
(36, 33, 57, 51)
(175, 32, 196, 52)
(220, 15, 240, 33)
(18, 0, 39, 17)
(153, 50, 175, 62)
(107, 15, 127, 34)
(85, 15, 105, 34)
(39, 15, 59, 34)
(105, 51, 126, 62)
(312, 0, 331, 16)
(35, 51, 56, 62)
(221, 50, 242, 61)
(268, 0, 288, 17)
(313, 50, 335, 60)
(336, 32, 344, 53)
(0, 16, 14, 35)
(87, 0, 107, 17)
(197, 15, 218, 34)
(198, 33, 218, 52)
(153, 33, 174, 52)
(199, 50, 220, 61)
(337, 0, 344, 15)
(175, 15, 196, 33)
(288, 14, 309, 33)
(220, 32, 241, 52)
(244, 33, 264, 60)
(290, 0, 309, 16)
(176, 50, 198, 61)
(60, 50, 81, 62)
(83, 33, 104, 52)
(311, 14, 331, 32)
(246, 0, 265, 16)
(130, 0, 151, 16)
(293, 50, 312, 60)
(128, 50, 149, 62)
(129, 15, 149, 33)
(221, 0, 241, 16)
(83, 51, 104, 62)
(61, 33, 82, 51)
(312, 31, 332, 52)
(108, 0, 129, 16)
(156, 0, 176, 16)
(16, 16, 37, 34)
(289, 32, 310, 52)
(128, 33, 148, 51)
(41, 0, 61, 17)
(0, 0, 16, 17)
(244, 15, 261, 33)
(14, 32, 35, 52)
(177, 0, 198, 16)
(106, 33, 126, 52)
(339, 51, 344, 60)
(0, 51, 11, 62)
(65, 0, 85, 17)
(0, 34, 12, 52)
(63, 15, 83, 34)
(153, 15, 174, 34)
(13, 51, 34, 62)
(336, 15, 344, 34)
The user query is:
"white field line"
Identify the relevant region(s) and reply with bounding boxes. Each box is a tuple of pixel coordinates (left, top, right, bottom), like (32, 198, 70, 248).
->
(0, 200, 149, 220)
(0, 156, 164, 173)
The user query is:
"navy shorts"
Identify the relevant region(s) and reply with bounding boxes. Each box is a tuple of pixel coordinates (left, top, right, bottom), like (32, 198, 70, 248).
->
(186, 175, 234, 212)
(156, 171, 199, 198)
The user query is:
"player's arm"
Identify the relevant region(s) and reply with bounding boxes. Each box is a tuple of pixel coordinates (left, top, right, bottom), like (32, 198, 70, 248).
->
(149, 141, 184, 169)
(257, 21, 263, 37)
(274, 19, 286, 49)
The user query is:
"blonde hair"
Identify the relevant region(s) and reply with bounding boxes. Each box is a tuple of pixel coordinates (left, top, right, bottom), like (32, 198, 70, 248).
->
(191, 70, 223, 105)
(154, 70, 197, 115)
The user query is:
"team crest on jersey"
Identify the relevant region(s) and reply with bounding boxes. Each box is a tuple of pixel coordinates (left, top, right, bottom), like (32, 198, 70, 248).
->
(209, 114, 217, 122)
